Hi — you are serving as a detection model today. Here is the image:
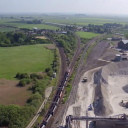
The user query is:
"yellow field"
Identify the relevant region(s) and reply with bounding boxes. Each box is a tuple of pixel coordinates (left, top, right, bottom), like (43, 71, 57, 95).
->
(35, 36, 47, 39)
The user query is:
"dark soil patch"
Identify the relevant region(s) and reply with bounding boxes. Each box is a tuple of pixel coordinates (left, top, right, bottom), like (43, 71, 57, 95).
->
(0, 79, 32, 106)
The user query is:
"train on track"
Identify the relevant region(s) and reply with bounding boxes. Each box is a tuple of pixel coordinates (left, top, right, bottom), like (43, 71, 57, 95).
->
(40, 69, 71, 128)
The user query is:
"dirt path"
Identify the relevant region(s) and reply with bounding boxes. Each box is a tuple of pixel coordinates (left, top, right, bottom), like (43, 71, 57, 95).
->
(26, 86, 53, 128)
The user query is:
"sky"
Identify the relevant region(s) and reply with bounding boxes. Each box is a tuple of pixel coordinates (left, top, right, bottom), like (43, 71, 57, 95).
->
(0, 0, 128, 15)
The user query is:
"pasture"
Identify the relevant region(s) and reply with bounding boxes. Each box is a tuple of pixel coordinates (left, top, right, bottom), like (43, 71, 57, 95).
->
(43, 17, 128, 26)
(76, 31, 100, 39)
(0, 27, 19, 32)
(0, 44, 54, 79)
(0, 19, 59, 30)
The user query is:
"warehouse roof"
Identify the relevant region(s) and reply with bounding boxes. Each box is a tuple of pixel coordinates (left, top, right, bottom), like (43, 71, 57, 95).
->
(122, 40, 128, 44)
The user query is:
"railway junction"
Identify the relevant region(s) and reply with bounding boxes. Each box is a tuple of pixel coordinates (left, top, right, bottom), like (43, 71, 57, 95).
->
(39, 31, 128, 128)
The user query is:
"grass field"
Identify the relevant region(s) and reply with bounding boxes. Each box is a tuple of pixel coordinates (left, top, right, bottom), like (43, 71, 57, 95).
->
(44, 17, 128, 26)
(76, 32, 100, 39)
(0, 44, 54, 79)
(0, 19, 59, 30)
(116, 29, 128, 34)
(0, 27, 19, 32)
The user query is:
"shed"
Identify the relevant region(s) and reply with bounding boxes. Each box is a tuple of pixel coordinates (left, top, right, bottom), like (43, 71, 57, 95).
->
(118, 40, 128, 50)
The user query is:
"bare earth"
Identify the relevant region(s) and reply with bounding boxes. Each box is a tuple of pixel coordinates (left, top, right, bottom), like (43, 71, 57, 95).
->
(35, 36, 47, 39)
(45, 44, 55, 50)
(62, 67, 101, 127)
(0, 79, 32, 106)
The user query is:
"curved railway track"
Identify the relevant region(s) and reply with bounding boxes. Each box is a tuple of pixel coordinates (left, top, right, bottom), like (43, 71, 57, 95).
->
(61, 34, 107, 127)
(39, 33, 81, 128)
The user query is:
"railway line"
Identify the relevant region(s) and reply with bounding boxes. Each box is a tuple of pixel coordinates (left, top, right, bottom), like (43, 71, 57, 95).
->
(61, 34, 108, 126)
(40, 33, 107, 128)
(39, 33, 81, 128)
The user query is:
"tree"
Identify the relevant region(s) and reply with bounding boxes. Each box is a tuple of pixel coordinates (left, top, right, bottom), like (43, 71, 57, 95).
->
(19, 79, 26, 86)
(15, 72, 21, 79)
(125, 34, 128, 39)
(27, 92, 42, 103)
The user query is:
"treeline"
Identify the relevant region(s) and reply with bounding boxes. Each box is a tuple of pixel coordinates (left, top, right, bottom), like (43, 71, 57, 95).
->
(83, 23, 123, 34)
(46, 31, 77, 60)
(81, 38, 89, 44)
(15, 72, 43, 87)
(0, 77, 50, 128)
(0, 32, 52, 47)
(26, 19, 43, 24)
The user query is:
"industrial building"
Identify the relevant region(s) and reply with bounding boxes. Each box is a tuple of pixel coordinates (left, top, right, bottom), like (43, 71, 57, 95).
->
(118, 40, 128, 50)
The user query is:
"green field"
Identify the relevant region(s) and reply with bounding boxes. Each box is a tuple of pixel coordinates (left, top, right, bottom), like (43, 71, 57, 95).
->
(0, 27, 19, 32)
(0, 44, 54, 79)
(0, 19, 59, 30)
(76, 32, 100, 39)
(44, 17, 128, 26)
(116, 29, 128, 34)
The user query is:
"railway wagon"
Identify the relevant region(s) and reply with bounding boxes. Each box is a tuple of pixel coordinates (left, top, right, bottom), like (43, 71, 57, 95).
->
(40, 70, 70, 128)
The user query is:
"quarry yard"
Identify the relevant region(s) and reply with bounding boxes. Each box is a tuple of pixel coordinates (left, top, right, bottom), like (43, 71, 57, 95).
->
(63, 61, 128, 128)
(60, 37, 128, 128)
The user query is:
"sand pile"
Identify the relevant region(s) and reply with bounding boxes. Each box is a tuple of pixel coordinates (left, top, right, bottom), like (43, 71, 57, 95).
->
(99, 61, 128, 116)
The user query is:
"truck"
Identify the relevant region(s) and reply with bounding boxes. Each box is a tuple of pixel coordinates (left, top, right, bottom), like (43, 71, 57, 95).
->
(82, 77, 87, 82)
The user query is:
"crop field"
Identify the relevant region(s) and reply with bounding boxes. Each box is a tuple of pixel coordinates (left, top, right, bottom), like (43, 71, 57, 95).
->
(43, 17, 128, 26)
(0, 19, 59, 30)
(35, 36, 47, 39)
(76, 31, 100, 39)
(0, 44, 54, 79)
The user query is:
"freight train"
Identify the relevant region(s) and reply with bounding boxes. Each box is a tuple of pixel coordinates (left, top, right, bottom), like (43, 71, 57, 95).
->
(40, 69, 71, 128)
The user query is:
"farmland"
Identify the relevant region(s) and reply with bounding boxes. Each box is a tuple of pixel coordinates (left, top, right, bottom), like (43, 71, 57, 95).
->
(43, 17, 128, 25)
(35, 36, 47, 39)
(116, 29, 128, 34)
(0, 19, 59, 30)
(0, 78, 32, 106)
(76, 31, 100, 39)
(0, 27, 19, 32)
(0, 44, 55, 79)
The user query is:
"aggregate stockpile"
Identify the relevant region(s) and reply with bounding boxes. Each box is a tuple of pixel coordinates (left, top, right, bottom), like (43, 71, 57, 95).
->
(94, 61, 128, 116)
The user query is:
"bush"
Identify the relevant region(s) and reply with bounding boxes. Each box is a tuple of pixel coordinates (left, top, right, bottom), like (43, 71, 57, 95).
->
(19, 79, 26, 86)
(30, 73, 43, 79)
(15, 72, 29, 79)
(20, 73, 29, 79)
(54, 67, 58, 73)
(37, 74, 43, 79)
(15, 72, 21, 79)
(47, 71, 53, 77)
(45, 67, 51, 72)
(19, 78, 31, 87)
(27, 92, 42, 103)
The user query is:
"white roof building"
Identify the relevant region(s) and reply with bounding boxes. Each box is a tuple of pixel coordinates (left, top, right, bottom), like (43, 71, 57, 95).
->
(122, 40, 128, 44)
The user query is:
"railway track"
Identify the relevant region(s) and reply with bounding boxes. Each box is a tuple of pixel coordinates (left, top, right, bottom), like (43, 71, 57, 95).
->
(49, 33, 81, 128)
(40, 33, 81, 128)
(61, 34, 107, 126)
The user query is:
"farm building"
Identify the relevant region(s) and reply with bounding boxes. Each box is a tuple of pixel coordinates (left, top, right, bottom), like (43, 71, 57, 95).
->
(118, 40, 128, 50)
(111, 37, 122, 41)
(33, 27, 38, 31)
